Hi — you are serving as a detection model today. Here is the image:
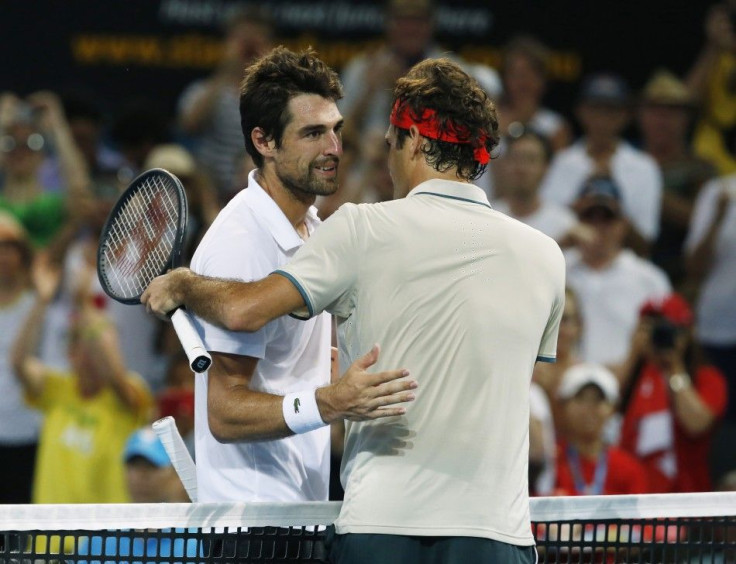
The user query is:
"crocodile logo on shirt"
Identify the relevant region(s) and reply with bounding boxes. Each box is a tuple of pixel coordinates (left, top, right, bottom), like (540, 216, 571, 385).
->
(294, 398, 301, 414)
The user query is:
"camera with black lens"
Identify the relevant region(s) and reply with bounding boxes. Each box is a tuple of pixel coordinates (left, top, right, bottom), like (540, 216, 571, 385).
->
(651, 319, 678, 350)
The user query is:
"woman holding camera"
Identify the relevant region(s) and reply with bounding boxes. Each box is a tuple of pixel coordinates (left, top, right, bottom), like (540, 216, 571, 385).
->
(618, 293, 727, 493)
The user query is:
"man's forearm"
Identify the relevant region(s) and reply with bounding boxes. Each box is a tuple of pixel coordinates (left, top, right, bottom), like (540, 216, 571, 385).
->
(143, 268, 304, 332)
(177, 273, 276, 332)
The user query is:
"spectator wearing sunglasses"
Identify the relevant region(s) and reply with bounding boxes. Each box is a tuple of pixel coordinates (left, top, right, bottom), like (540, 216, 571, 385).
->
(565, 176, 672, 376)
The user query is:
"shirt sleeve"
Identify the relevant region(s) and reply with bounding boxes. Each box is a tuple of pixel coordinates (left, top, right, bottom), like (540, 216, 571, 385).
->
(537, 248, 566, 363)
(192, 228, 277, 358)
(275, 205, 360, 319)
(24, 371, 71, 413)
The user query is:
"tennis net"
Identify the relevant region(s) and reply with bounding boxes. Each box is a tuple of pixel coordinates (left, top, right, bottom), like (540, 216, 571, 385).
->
(1, 492, 734, 563)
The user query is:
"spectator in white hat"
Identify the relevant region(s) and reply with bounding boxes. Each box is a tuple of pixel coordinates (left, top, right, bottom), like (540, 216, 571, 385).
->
(554, 363, 648, 496)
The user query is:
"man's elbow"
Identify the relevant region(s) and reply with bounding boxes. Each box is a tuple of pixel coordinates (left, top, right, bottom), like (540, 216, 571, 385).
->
(221, 303, 268, 333)
(208, 413, 241, 444)
(679, 412, 716, 437)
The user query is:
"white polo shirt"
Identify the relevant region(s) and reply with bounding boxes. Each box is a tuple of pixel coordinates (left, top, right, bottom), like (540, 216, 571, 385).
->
(540, 140, 663, 241)
(277, 179, 566, 545)
(189, 170, 331, 502)
(684, 177, 736, 345)
(565, 248, 672, 365)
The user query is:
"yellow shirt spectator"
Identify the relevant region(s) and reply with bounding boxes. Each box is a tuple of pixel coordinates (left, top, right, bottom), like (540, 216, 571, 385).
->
(27, 370, 152, 504)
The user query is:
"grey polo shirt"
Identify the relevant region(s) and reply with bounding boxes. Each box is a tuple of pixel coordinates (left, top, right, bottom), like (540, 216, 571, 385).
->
(277, 178, 565, 545)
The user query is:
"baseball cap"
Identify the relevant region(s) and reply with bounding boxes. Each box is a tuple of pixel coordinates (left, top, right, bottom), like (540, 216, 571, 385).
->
(144, 144, 196, 178)
(640, 69, 693, 108)
(578, 73, 630, 106)
(575, 175, 623, 217)
(124, 428, 171, 467)
(640, 293, 693, 327)
(557, 363, 619, 404)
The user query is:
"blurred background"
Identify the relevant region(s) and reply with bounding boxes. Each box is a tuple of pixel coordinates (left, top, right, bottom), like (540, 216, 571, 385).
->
(2, 0, 736, 508)
(0, 0, 710, 124)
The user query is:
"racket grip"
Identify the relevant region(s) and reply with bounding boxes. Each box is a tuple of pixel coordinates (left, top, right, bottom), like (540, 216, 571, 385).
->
(171, 308, 212, 373)
(152, 416, 198, 502)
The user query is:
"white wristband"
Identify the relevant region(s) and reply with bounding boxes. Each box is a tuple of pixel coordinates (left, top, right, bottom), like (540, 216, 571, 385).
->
(282, 390, 327, 434)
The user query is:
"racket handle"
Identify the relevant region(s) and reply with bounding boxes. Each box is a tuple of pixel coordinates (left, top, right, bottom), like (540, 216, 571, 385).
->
(171, 308, 212, 373)
(152, 416, 198, 502)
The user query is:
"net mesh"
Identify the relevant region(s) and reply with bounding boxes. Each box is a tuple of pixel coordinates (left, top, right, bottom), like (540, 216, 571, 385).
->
(98, 174, 181, 301)
(1, 494, 734, 563)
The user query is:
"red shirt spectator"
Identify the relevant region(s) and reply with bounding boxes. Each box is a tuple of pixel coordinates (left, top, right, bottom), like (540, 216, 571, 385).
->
(555, 443, 649, 496)
(620, 362, 726, 492)
(618, 293, 727, 493)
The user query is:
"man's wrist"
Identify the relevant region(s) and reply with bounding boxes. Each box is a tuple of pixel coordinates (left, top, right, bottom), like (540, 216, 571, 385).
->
(282, 389, 327, 434)
(314, 386, 336, 425)
(172, 268, 192, 308)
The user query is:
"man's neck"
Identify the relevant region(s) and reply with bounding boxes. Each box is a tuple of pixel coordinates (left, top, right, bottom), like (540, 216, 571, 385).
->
(569, 437, 605, 459)
(585, 137, 619, 160)
(405, 168, 470, 195)
(255, 169, 313, 238)
(582, 247, 620, 271)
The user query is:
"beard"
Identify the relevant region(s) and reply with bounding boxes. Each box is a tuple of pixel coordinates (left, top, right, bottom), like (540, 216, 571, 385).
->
(277, 159, 339, 203)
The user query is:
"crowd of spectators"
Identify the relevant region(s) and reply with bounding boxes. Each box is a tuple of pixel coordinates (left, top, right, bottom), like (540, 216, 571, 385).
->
(0, 0, 734, 506)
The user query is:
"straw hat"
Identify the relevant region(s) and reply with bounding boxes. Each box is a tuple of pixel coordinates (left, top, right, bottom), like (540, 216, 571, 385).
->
(640, 69, 693, 107)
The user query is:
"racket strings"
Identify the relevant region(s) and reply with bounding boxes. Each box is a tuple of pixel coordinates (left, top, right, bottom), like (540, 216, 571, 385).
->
(100, 176, 181, 300)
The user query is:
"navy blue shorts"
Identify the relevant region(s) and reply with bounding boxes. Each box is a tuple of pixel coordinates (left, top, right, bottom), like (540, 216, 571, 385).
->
(327, 528, 535, 564)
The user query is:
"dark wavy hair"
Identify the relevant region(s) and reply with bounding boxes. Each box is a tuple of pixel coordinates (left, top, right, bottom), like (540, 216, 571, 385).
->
(239, 47, 343, 168)
(392, 58, 499, 181)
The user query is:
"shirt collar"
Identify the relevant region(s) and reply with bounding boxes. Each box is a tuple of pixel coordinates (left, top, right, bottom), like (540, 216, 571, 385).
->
(407, 178, 492, 209)
(242, 169, 321, 252)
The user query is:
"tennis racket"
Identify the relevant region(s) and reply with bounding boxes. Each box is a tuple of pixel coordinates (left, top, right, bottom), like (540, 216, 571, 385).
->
(152, 416, 198, 502)
(97, 168, 212, 373)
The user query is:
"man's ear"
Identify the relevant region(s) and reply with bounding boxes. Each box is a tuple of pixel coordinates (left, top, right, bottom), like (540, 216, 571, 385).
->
(251, 127, 276, 159)
(408, 124, 423, 158)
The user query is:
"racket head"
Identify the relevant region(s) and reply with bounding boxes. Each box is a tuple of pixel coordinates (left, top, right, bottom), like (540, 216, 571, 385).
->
(97, 168, 188, 305)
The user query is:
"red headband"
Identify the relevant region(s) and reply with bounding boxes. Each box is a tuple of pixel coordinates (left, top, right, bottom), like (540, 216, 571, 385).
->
(389, 99, 491, 165)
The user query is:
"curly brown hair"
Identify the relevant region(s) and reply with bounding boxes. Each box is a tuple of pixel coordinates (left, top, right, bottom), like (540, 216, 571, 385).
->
(239, 47, 343, 168)
(392, 58, 499, 181)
